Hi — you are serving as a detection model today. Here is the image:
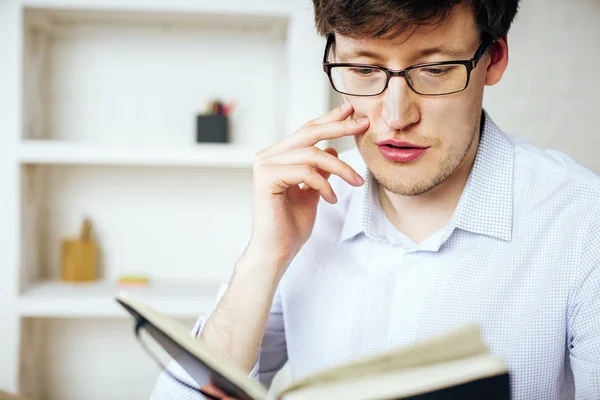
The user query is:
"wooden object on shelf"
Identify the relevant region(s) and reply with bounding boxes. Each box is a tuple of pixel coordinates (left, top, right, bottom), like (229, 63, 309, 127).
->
(0, 390, 30, 400)
(60, 218, 98, 282)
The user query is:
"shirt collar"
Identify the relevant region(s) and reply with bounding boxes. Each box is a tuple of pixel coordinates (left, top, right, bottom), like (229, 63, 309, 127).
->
(451, 111, 514, 242)
(340, 110, 514, 244)
(340, 163, 384, 243)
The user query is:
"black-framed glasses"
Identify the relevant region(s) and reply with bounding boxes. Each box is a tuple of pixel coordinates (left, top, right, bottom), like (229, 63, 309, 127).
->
(322, 33, 494, 97)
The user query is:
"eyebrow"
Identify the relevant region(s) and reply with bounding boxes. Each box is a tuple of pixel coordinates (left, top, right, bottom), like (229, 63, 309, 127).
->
(417, 46, 466, 58)
(335, 45, 467, 63)
(336, 49, 384, 62)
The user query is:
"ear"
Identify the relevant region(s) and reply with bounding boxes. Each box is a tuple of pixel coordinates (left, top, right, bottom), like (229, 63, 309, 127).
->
(485, 35, 509, 86)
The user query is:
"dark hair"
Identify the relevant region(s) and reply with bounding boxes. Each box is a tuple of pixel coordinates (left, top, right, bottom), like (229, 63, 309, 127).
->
(312, 0, 520, 40)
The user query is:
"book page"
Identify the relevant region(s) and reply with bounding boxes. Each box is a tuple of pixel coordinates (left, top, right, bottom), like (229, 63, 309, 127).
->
(281, 354, 508, 400)
(280, 324, 490, 394)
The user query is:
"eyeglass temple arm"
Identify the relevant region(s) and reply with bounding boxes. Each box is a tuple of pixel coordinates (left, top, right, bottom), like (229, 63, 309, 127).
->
(322, 33, 335, 70)
(472, 36, 494, 68)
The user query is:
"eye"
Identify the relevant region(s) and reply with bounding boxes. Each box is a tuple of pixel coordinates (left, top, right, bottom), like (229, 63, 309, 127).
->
(423, 66, 452, 76)
(349, 67, 377, 76)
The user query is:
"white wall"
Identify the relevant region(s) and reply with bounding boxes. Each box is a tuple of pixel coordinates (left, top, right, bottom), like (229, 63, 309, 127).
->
(484, 0, 600, 172)
(37, 318, 197, 400)
(40, 166, 254, 283)
(42, 21, 286, 148)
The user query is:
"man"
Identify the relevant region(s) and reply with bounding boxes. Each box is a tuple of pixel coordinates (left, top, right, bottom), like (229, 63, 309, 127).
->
(152, 1, 600, 399)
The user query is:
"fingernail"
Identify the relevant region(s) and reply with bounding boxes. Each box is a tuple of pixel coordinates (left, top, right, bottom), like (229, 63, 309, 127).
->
(355, 173, 365, 185)
(341, 102, 352, 111)
(357, 117, 369, 125)
(332, 192, 338, 203)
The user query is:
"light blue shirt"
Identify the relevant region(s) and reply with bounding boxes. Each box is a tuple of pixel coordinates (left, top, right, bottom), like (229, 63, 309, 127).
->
(151, 112, 600, 399)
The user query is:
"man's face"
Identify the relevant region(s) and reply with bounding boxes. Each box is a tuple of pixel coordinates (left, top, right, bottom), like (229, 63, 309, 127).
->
(333, 5, 498, 196)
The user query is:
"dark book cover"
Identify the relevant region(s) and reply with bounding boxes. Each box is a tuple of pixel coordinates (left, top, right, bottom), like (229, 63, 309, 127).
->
(403, 373, 511, 399)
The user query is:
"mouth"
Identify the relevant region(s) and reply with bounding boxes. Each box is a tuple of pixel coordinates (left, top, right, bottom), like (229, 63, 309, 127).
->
(377, 140, 429, 149)
(377, 140, 430, 163)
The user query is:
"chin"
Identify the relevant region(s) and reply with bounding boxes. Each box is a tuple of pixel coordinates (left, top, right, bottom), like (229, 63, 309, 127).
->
(362, 151, 451, 196)
(372, 168, 441, 196)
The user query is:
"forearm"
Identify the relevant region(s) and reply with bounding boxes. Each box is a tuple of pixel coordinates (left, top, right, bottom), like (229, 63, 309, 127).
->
(200, 102, 363, 376)
(199, 252, 283, 373)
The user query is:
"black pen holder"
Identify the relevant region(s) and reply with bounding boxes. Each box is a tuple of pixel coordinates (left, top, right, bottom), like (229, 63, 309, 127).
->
(196, 114, 229, 143)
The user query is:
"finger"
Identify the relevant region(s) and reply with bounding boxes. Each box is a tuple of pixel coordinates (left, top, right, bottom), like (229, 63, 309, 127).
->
(260, 117, 369, 158)
(255, 103, 362, 160)
(300, 147, 338, 191)
(200, 385, 241, 400)
(260, 165, 337, 203)
(317, 147, 337, 180)
(199, 385, 226, 400)
(261, 146, 361, 187)
(306, 101, 354, 126)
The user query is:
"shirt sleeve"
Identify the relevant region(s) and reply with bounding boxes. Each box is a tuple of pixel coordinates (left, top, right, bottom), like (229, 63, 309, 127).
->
(149, 280, 287, 400)
(568, 210, 600, 399)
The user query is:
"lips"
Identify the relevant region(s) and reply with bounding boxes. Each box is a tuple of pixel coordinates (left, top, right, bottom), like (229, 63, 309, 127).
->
(377, 140, 428, 149)
(377, 140, 429, 162)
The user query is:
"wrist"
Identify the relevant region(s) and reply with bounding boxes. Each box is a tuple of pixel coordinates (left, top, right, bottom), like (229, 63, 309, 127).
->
(242, 240, 293, 271)
(233, 246, 286, 289)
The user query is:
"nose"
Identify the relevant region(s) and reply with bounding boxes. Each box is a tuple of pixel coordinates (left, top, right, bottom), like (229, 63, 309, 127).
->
(381, 75, 420, 131)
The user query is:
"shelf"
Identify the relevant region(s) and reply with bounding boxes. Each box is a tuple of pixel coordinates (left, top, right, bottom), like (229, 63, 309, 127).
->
(22, 0, 302, 19)
(17, 280, 221, 318)
(19, 140, 258, 167)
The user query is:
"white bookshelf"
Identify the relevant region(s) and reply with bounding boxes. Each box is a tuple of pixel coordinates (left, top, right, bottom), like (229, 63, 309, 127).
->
(0, 1, 330, 398)
(17, 280, 221, 318)
(19, 140, 259, 167)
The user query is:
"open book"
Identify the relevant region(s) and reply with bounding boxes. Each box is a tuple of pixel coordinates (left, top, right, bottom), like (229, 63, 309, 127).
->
(116, 292, 511, 400)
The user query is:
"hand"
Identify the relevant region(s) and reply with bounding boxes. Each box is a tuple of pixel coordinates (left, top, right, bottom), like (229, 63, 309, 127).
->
(245, 102, 369, 272)
(200, 384, 240, 400)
